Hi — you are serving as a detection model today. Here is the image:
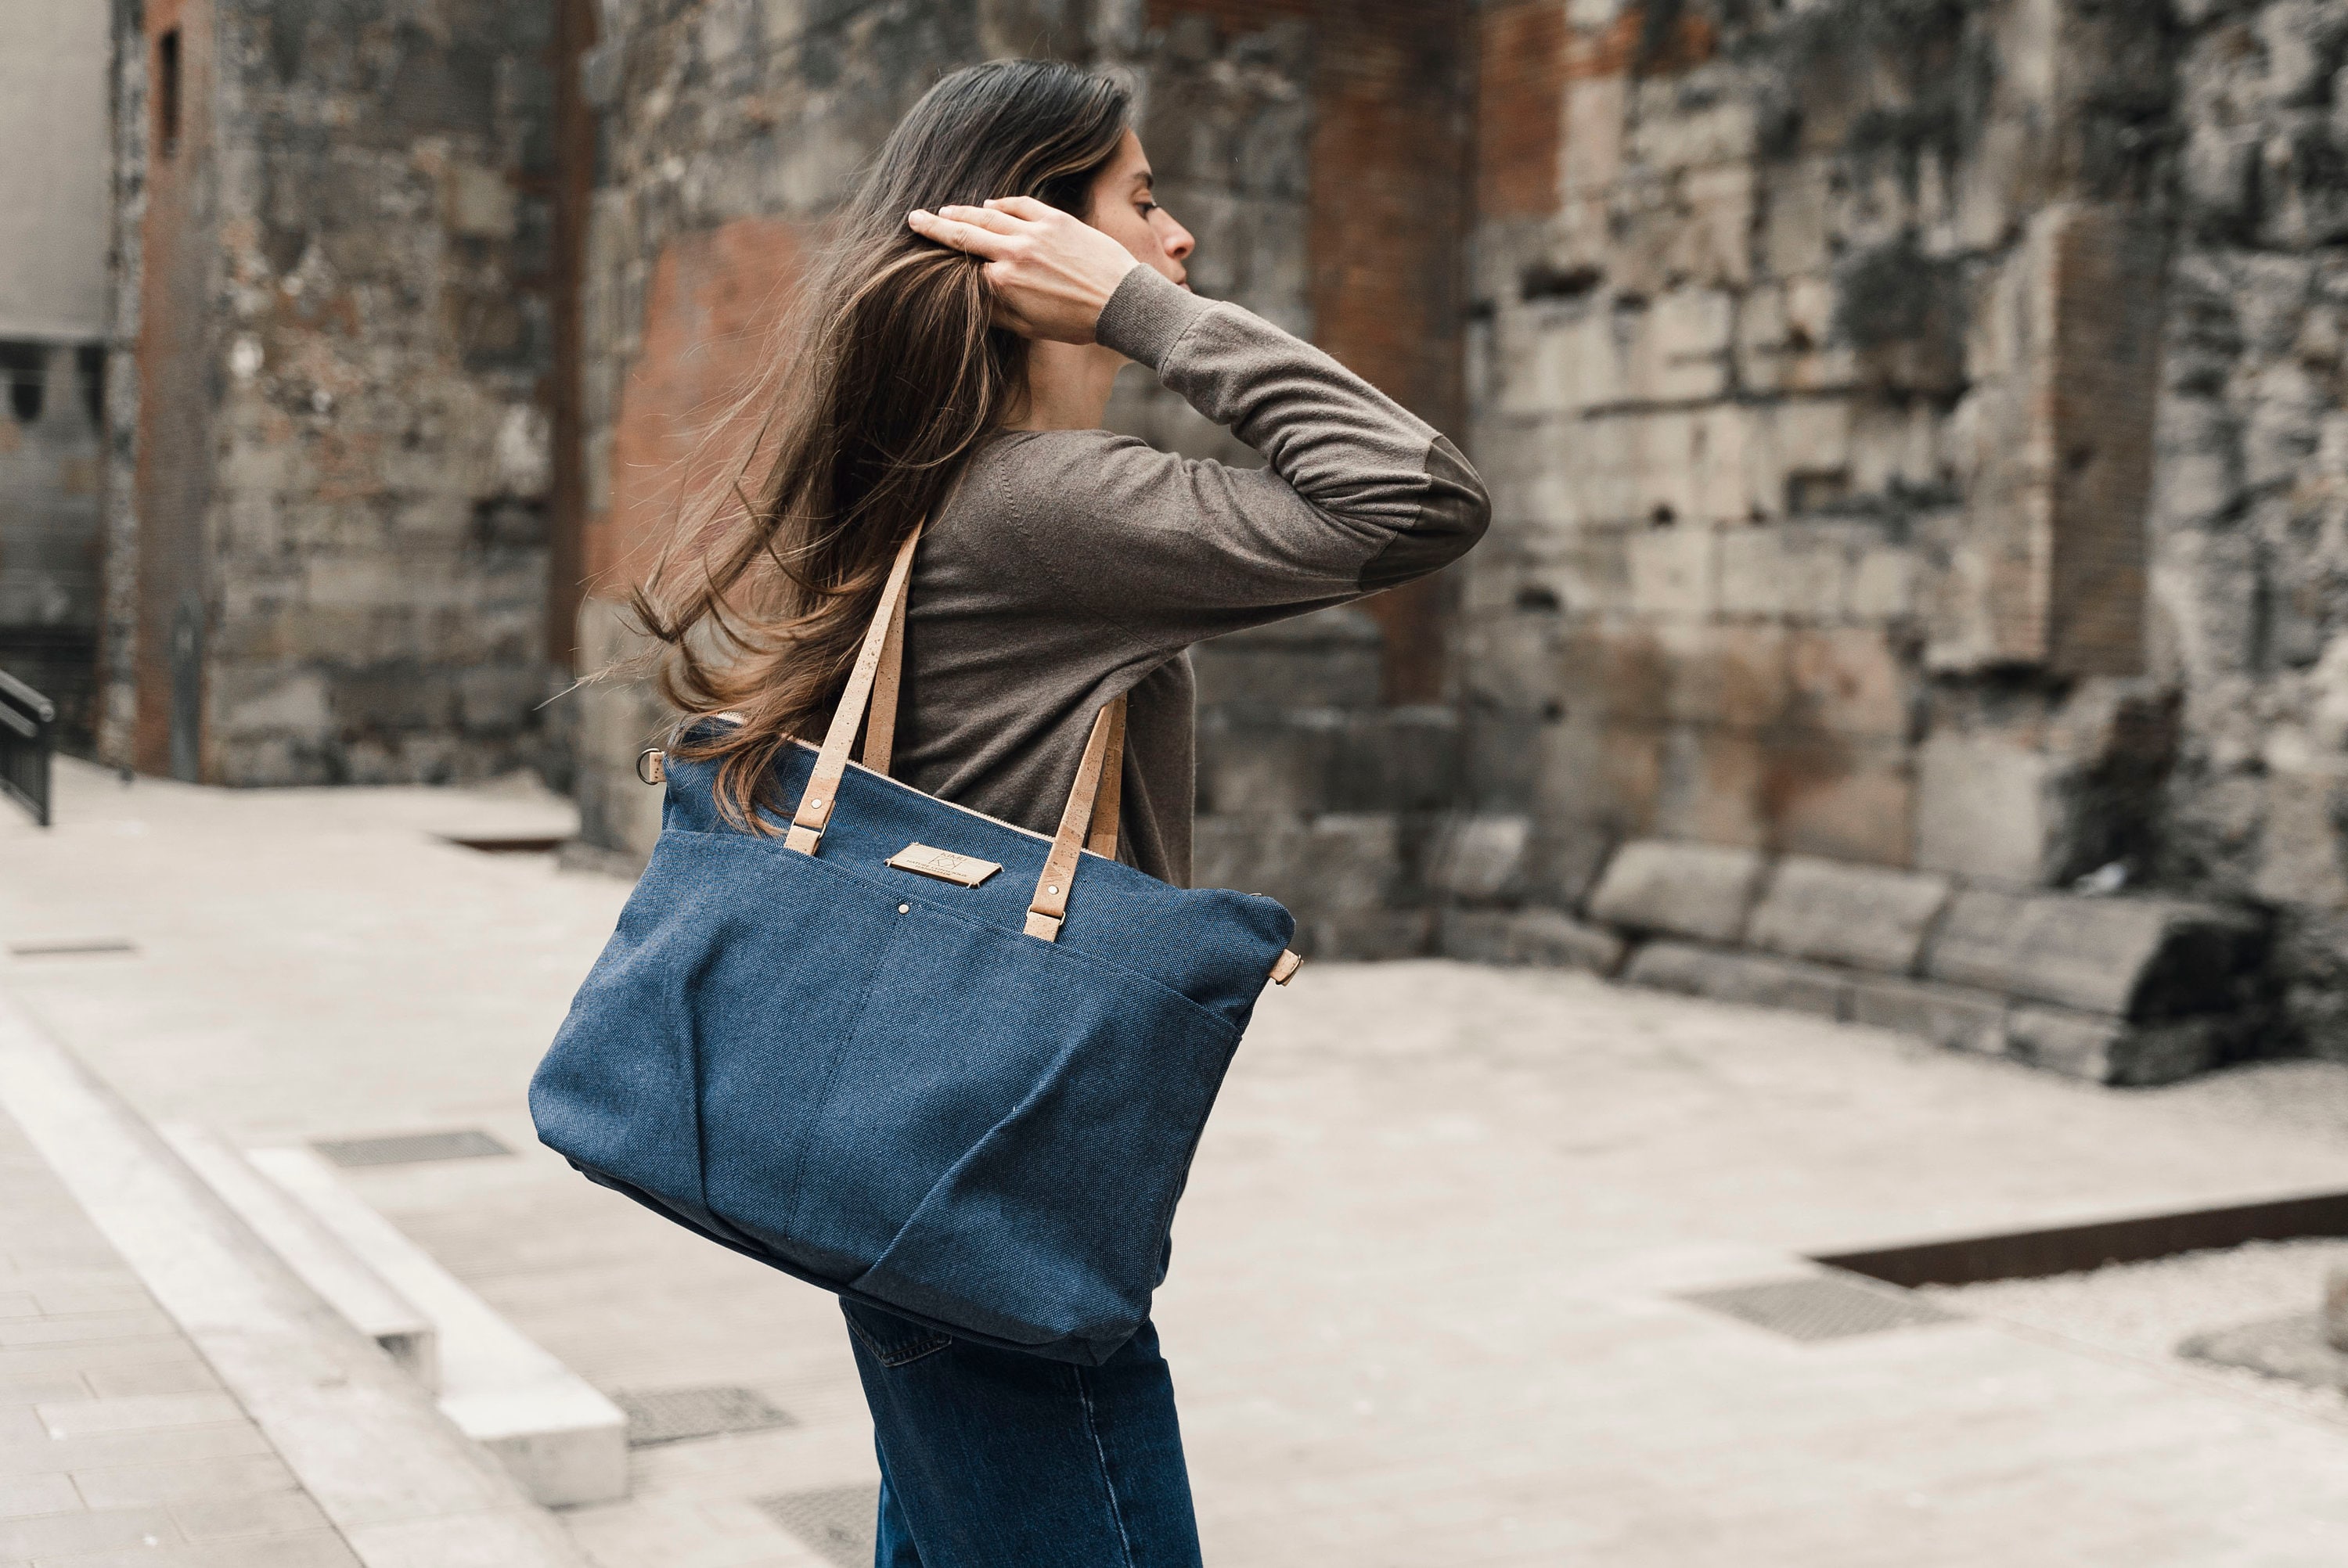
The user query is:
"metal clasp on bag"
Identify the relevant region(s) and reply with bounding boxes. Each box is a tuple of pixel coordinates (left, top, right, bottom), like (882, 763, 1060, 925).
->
(636, 746, 665, 786)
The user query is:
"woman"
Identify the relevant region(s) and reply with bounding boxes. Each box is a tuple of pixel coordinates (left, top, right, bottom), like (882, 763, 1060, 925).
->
(635, 58, 1486, 1568)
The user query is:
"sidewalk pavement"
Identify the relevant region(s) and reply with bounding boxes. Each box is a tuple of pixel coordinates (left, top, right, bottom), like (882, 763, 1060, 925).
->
(7, 757, 2348, 1565)
(0, 1093, 353, 1567)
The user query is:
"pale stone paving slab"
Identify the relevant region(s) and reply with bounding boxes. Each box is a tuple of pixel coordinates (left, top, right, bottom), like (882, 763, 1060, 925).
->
(0, 1098, 355, 1567)
(0, 987, 589, 1568)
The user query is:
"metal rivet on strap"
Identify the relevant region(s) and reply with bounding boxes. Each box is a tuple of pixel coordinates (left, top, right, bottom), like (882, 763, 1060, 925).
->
(1046, 885, 1059, 896)
(808, 797, 823, 808)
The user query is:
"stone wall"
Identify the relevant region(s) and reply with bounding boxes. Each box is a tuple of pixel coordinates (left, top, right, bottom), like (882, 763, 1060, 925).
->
(1458, 0, 2179, 915)
(102, 0, 564, 784)
(1442, 0, 2348, 1067)
(2154, 0, 2348, 1058)
(77, 0, 2348, 1071)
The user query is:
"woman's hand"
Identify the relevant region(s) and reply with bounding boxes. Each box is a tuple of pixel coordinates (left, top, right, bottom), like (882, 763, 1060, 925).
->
(908, 196, 1140, 344)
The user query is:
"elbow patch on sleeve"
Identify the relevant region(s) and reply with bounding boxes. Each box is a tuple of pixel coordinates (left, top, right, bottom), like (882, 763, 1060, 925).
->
(1357, 435, 1493, 592)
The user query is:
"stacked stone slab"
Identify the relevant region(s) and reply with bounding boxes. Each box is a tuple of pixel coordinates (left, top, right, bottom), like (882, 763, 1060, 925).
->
(1580, 840, 2264, 1086)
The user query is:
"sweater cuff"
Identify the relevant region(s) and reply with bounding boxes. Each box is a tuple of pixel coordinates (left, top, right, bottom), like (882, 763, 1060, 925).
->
(1093, 264, 1212, 369)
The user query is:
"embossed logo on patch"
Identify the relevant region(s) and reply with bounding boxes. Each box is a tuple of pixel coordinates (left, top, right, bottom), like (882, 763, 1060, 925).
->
(886, 843, 1003, 887)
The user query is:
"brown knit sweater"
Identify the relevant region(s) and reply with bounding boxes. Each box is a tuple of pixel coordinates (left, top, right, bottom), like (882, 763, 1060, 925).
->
(885, 264, 1489, 886)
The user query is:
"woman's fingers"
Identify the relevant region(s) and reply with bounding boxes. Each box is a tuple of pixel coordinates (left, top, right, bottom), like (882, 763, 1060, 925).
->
(981, 195, 1057, 223)
(938, 203, 1025, 233)
(906, 208, 1017, 258)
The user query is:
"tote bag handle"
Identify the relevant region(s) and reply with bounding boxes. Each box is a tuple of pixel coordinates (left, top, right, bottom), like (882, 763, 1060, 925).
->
(783, 523, 1125, 942)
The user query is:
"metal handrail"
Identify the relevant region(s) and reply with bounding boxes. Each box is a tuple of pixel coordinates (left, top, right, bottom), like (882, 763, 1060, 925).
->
(0, 670, 56, 828)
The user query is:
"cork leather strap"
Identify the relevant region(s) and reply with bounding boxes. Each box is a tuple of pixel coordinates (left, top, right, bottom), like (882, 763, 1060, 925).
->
(783, 526, 924, 854)
(784, 525, 1127, 939)
(859, 557, 910, 777)
(1024, 698, 1125, 940)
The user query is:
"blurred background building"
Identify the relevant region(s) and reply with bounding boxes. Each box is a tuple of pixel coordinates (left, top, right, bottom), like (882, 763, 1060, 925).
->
(0, 3, 112, 751)
(23, 0, 2348, 1076)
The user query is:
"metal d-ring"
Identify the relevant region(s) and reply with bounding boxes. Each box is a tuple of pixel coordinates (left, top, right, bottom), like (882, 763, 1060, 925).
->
(636, 746, 666, 786)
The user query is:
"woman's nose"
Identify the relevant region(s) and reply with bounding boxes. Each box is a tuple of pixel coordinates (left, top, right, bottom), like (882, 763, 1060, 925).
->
(1161, 214, 1195, 263)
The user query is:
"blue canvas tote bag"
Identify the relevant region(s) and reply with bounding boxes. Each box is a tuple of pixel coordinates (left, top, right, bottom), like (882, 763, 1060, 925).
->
(530, 526, 1300, 1365)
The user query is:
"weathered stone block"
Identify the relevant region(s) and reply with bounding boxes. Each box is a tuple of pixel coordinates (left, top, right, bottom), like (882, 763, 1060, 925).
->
(1746, 855, 1953, 975)
(1717, 524, 1849, 620)
(1586, 839, 1767, 944)
(1300, 909, 1435, 962)
(1428, 814, 1532, 903)
(1193, 610, 1383, 710)
(2253, 762, 2348, 911)
(1439, 908, 1626, 973)
(1651, 621, 1788, 729)
(2004, 1007, 2228, 1088)
(1766, 739, 1914, 868)
(1912, 734, 2065, 884)
(1622, 939, 1849, 1019)
(572, 597, 668, 861)
(1650, 725, 1768, 850)
(1192, 812, 1409, 916)
(1784, 628, 1912, 741)
(1196, 708, 1462, 817)
(1625, 523, 1716, 619)
(1560, 73, 1626, 196)
(1924, 889, 2264, 1019)
(1630, 289, 1734, 402)
(1845, 976, 2007, 1055)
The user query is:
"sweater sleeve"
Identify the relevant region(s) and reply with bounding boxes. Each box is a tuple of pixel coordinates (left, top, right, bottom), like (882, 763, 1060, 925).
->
(994, 264, 1489, 653)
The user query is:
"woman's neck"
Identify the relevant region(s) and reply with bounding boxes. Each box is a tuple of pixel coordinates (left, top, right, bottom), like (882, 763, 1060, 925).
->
(1002, 340, 1125, 432)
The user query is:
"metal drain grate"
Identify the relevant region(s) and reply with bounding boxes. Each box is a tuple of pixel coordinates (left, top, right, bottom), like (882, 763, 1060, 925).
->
(614, 1385, 796, 1447)
(1679, 1274, 1960, 1343)
(312, 1128, 513, 1167)
(758, 1485, 878, 1567)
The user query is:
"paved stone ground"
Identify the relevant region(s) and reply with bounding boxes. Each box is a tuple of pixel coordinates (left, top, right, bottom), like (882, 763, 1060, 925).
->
(0, 1099, 355, 1566)
(8, 759, 2348, 1565)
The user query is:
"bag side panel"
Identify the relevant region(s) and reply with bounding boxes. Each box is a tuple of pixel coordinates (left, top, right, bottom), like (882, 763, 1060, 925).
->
(530, 830, 736, 1219)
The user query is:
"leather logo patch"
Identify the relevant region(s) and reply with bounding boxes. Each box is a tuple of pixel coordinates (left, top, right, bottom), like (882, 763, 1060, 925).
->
(887, 843, 1003, 887)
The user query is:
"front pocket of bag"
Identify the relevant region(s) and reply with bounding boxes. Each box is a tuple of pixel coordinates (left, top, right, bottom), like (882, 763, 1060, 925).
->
(836, 919, 1241, 1350)
(675, 834, 906, 1279)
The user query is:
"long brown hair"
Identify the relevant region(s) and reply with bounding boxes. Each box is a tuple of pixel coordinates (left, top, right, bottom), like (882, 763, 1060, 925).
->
(628, 59, 1132, 825)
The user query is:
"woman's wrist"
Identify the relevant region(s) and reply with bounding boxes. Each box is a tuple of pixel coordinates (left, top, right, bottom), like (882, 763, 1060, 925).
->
(1092, 265, 1212, 371)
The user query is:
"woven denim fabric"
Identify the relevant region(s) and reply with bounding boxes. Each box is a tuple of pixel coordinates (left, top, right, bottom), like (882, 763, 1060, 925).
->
(530, 733, 1295, 1365)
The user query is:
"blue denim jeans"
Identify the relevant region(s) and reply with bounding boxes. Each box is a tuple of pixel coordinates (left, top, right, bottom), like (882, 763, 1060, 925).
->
(841, 1300, 1205, 1567)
